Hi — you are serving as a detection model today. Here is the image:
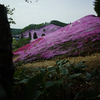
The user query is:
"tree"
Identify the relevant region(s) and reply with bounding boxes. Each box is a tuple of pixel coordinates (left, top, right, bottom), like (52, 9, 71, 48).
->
(43, 29, 46, 32)
(29, 32, 31, 39)
(21, 33, 24, 39)
(94, 0, 100, 17)
(0, 0, 37, 85)
(0, 0, 37, 89)
(3, 4, 16, 25)
(33, 32, 38, 39)
(0, 5, 14, 84)
(41, 33, 45, 37)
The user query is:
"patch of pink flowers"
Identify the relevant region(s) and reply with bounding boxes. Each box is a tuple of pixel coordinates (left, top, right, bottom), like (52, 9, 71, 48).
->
(13, 15, 100, 63)
(21, 24, 62, 41)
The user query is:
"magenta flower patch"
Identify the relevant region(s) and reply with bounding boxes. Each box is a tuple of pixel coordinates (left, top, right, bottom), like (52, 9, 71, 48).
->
(13, 15, 100, 63)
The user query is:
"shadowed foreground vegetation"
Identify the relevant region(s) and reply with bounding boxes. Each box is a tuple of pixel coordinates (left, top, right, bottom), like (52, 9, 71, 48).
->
(3, 51, 99, 100)
(11, 32, 100, 99)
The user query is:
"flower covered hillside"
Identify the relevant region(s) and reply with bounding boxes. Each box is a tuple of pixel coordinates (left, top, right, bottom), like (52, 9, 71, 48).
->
(22, 24, 62, 40)
(13, 15, 100, 64)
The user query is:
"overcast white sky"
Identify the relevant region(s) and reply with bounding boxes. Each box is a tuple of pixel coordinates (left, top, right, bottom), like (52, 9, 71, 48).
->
(0, 0, 96, 29)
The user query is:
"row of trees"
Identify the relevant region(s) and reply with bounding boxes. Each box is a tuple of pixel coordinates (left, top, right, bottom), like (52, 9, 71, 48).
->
(50, 20, 68, 27)
(21, 31, 45, 39)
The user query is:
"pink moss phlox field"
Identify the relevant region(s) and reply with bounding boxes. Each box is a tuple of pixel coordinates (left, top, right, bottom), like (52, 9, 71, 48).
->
(13, 15, 100, 63)
(22, 24, 62, 40)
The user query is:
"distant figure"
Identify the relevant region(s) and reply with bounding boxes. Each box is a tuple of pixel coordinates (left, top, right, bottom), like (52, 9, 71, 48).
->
(33, 32, 38, 39)
(16, 36, 19, 41)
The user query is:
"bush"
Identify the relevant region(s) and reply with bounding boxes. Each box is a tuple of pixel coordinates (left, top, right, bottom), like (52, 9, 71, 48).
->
(15, 38, 30, 49)
(33, 32, 38, 39)
(41, 34, 45, 37)
(43, 29, 45, 32)
(29, 32, 31, 39)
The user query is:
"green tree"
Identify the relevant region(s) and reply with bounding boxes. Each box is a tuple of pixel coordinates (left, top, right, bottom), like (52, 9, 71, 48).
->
(0, 0, 37, 87)
(50, 20, 68, 27)
(43, 29, 45, 32)
(94, 0, 100, 17)
(29, 32, 31, 39)
(0, 5, 14, 85)
(33, 32, 38, 39)
(3, 5, 16, 25)
(21, 33, 24, 39)
(41, 33, 45, 36)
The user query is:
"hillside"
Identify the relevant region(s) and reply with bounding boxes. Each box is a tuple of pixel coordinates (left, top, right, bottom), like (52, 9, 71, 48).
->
(11, 28, 21, 35)
(22, 24, 62, 40)
(20, 20, 67, 34)
(50, 20, 68, 27)
(13, 15, 100, 65)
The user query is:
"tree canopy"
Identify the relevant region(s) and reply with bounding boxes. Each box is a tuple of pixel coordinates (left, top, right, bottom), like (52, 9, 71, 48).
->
(50, 20, 68, 27)
(3, 5, 16, 25)
(94, 0, 100, 17)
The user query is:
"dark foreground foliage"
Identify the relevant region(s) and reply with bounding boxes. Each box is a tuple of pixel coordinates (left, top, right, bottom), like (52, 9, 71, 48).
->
(0, 59, 100, 100)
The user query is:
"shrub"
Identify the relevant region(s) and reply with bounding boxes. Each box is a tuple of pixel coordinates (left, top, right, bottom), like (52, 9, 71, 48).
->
(14, 38, 30, 49)
(41, 34, 45, 37)
(43, 29, 45, 32)
(33, 32, 38, 39)
(21, 33, 23, 39)
(29, 32, 31, 39)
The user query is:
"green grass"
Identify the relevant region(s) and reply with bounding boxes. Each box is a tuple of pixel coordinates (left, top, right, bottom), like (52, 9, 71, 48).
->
(12, 38, 17, 45)
(12, 38, 31, 51)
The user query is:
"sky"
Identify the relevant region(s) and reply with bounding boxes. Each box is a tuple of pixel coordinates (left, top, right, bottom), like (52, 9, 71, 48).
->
(0, 0, 96, 29)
